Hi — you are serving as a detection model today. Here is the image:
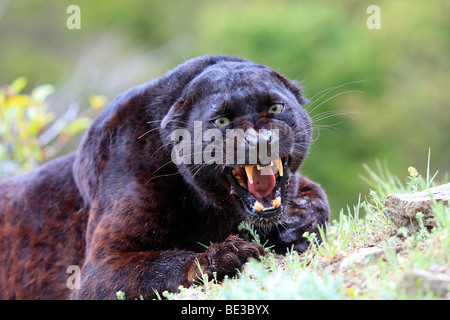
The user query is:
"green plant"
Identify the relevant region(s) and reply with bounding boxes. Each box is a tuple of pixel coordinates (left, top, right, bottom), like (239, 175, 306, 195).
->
(0, 77, 54, 175)
(116, 290, 126, 300)
(219, 258, 344, 300)
(361, 149, 440, 197)
(0, 77, 105, 177)
(237, 220, 269, 247)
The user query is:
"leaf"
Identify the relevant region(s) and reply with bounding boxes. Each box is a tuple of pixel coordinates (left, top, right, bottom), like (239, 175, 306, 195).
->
(6, 95, 32, 108)
(89, 94, 108, 111)
(11, 77, 27, 94)
(31, 84, 54, 103)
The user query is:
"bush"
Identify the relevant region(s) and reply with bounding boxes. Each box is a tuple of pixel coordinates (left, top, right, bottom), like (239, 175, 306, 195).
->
(0, 77, 102, 177)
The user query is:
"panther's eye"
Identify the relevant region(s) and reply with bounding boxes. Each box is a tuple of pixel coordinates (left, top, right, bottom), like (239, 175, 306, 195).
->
(214, 117, 229, 127)
(268, 103, 284, 114)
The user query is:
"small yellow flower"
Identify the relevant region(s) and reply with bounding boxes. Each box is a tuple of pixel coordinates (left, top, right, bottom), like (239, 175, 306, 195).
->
(408, 166, 418, 177)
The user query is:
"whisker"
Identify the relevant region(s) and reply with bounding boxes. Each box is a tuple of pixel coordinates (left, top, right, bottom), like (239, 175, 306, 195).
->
(152, 159, 176, 174)
(312, 123, 344, 135)
(311, 110, 354, 123)
(192, 164, 206, 177)
(151, 142, 173, 159)
(146, 172, 180, 184)
(139, 119, 191, 140)
(305, 80, 366, 111)
(308, 90, 365, 116)
(138, 127, 161, 140)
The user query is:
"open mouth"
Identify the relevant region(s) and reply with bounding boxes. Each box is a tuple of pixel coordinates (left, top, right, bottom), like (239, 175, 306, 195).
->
(225, 157, 289, 220)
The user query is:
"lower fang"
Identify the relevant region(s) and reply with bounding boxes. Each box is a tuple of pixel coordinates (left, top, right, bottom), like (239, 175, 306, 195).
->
(272, 197, 281, 208)
(254, 201, 263, 212)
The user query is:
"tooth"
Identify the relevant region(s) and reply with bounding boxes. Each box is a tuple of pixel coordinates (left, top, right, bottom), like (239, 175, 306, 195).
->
(276, 158, 283, 177)
(272, 197, 281, 208)
(256, 164, 261, 170)
(244, 166, 254, 184)
(254, 201, 263, 212)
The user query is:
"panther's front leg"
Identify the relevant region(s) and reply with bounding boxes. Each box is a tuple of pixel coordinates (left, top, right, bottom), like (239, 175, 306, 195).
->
(263, 173, 330, 253)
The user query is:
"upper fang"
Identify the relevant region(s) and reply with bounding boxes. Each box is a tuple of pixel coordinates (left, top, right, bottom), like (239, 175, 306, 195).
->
(244, 166, 254, 184)
(276, 158, 283, 177)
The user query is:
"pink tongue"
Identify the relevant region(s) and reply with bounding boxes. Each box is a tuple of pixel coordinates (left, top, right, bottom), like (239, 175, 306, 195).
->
(247, 167, 276, 199)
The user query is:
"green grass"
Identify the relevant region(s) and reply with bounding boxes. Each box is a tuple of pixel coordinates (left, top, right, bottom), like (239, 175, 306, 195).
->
(160, 152, 449, 300)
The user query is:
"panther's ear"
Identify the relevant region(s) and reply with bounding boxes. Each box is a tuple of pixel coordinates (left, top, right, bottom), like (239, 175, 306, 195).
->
(272, 71, 309, 106)
(160, 55, 246, 130)
(161, 97, 189, 130)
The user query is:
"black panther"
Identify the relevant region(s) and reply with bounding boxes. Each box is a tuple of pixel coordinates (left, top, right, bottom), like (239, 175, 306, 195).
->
(0, 55, 329, 299)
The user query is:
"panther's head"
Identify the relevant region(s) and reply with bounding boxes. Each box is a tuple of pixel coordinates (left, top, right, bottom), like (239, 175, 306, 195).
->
(161, 59, 311, 227)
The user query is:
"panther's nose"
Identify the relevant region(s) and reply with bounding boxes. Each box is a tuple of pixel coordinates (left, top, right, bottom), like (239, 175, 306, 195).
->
(244, 128, 278, 166)
(245, 128, 273, 148)
(245, 128, 258, 148)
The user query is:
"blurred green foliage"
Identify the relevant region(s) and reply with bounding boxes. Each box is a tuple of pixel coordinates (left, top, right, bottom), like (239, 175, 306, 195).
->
(0, 0, 448, 217)
(0, 77, 54, 175)
(0, 77, 100, 176)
